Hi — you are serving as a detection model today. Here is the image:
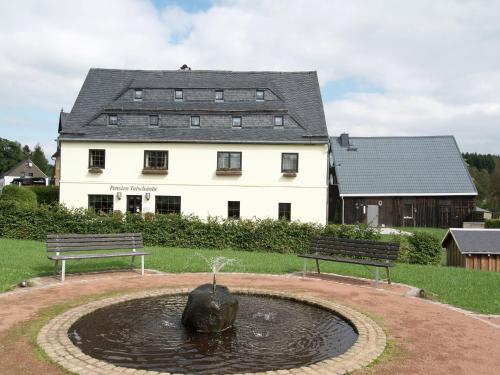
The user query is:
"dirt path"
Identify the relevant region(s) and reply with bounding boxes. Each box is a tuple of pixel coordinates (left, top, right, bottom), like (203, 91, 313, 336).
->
(0, 271, 499, 375)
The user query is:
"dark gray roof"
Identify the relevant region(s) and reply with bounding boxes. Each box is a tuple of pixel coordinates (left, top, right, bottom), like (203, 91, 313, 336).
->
(61, 69, 328, 144)
(442, 229, 500, 254)
(330, 136, 477, 196)
(1, 159, 47, 178)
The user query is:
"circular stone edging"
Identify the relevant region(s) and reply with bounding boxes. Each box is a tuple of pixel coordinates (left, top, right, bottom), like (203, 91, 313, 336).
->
(37, 288, 386, 375)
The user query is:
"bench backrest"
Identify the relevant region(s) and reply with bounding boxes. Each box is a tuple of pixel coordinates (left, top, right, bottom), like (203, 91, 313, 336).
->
(310, 236, 400, 261)
(46, 233, 144, 253)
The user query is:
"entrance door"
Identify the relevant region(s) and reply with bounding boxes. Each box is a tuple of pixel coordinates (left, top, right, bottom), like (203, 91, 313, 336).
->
(366, 205, 379, 227)
(127, 195, 142, 214)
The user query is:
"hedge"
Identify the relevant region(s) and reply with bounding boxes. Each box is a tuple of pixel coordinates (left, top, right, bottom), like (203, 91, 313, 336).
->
(0, 186, 37, 208)
(0, 202, 380, 254)
(485, 219, 500, 228)
(27, 186, 59, 205)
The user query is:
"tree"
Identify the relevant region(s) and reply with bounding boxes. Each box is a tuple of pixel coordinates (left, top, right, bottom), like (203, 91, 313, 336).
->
(30, 144, 50, 175)
(22, 145, 31, 157)
(0, 138, 24, 174)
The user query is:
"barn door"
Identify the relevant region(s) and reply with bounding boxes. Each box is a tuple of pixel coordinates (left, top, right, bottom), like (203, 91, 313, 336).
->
(439, 205, 450, 228)
(366, 205, 379, 227)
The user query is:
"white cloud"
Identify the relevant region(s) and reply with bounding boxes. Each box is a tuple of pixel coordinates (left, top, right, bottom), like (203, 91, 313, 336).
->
(0, 0, 499, 154)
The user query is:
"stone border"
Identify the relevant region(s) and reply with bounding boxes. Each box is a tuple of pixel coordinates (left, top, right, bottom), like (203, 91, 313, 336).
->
(37, 288, 386, 375)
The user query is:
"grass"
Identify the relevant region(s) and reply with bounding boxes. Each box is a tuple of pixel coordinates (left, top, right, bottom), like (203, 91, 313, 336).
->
(1, 237, 499, 314)
(394, 226, 448, 239)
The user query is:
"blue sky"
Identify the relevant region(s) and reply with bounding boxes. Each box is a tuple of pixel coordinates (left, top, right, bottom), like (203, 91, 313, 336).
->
(1, 0, 499, 159)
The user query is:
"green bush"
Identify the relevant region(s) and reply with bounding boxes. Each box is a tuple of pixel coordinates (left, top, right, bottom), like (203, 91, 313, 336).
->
(407, 232, 443, 265)
(0, 202, 378, 254)
(485, 219, 500, 228)
(0, 185, 37, 208)
(27, 186, 59, 205)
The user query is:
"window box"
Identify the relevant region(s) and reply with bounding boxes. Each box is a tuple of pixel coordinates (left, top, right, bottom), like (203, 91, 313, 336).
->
(142, 168, 168, 175)
(282, 172, 297, 177)
(216, 170, 242, 176)
(88, 167, 103, 174)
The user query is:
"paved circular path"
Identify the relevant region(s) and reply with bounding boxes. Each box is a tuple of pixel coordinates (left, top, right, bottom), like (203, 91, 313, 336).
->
(1, 271, 499, 375)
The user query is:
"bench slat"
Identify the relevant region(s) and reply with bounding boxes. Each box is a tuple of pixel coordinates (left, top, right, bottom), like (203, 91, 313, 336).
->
(48, 251, 150, 260)
(47, 236, 142, 243)
(47, 240, 143, 248)
(298, 254, 394, 267)
(314, 236, 399, 248)
(47, 244, 144, 252)
(310, 246, 398, 260)
(313, 238, 399, 250)
(46, 233, 142, 239)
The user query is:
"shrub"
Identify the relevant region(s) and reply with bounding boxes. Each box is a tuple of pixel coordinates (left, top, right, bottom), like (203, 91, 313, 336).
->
(395, 235, 413, 263)
(407, 232, 443, 265)
(0, 185, 37, 208)
(27, 186, 59, 205)
(0, 203, 377, 254)
(485, 219, 500, 228)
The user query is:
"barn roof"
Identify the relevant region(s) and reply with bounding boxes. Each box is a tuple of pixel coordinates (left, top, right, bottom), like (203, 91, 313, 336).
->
(442, 228, 500, 255)
(330, 135, 477, 196)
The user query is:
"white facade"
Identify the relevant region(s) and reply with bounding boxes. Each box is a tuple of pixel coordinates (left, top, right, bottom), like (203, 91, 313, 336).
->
(59, 141, 329, 224)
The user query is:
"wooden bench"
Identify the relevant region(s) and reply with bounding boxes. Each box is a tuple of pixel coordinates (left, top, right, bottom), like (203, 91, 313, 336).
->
(298, 236, 400, 284)
(46, 233, 150, 282)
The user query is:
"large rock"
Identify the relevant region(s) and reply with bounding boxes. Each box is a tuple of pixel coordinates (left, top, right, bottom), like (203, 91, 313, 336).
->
(181, 284, 239, 333)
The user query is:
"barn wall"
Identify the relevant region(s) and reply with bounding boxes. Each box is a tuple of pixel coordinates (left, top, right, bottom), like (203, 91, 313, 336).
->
(446, 241, 466, 268)
(336, 196, 475, 228)
(465, 254, 500, 272)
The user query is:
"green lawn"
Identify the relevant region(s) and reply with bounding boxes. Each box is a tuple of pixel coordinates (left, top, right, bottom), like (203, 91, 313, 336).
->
(394, 227, 448, 239)
(1, 237, 499, 314)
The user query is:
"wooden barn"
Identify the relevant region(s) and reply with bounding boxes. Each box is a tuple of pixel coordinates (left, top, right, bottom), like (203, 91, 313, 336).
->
(442, 229, 500, 272)
(329, 134, 477, 227)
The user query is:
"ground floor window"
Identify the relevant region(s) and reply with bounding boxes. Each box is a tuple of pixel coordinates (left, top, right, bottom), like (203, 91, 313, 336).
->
(156, 195, 181, 214)
(228, 201, 240, 219)
(278, 202, 291, 221)
(403, 203, 414, 219)
(88, 195, 113, 214)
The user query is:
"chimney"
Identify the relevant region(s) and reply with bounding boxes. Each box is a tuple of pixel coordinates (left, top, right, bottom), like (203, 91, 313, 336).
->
(180, 64, 191, 71)
(340, 133, 350, 147)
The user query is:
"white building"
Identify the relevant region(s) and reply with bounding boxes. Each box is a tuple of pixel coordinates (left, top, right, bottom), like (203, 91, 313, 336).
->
(56, 68, 329, 224)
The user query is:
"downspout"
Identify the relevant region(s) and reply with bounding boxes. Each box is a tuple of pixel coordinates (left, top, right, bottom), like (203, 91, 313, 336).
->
(341, 196, 345, 224)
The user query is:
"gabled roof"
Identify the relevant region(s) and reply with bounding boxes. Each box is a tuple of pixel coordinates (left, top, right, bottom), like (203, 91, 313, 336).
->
(442, 228, 500, 255)
(1, 159, 48, 179)
(60, 69, 328, 144)
(330, 135, 477, 196)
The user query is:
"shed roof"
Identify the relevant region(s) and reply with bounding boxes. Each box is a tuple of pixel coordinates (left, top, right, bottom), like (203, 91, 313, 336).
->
(442, 228, 500, 255)
(330, 135, 477, 196)
(60, 69, 328, 144)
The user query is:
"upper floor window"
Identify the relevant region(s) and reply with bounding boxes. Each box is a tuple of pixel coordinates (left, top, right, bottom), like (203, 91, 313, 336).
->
(108, 114, 118, 126)
(89, 149, 105, 169)
(149, 115, 159, 127)
(215, 90, 224, 102)
(282, 153, 298, 173)
(274, 115, 284, 127)
(175, 89, 183, 101)
(256, 89, 265, 101)
(217, 151, 241, 171)
(278, 202, 291, 221)
(144, 150, 168, 170)
(134, 89, 143, 101)
(403, 203, 414, 219)
(190, 116, 200, 127)
(232, 116, 242, 128)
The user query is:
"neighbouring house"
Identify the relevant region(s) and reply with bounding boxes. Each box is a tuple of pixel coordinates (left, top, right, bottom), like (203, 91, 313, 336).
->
(329, 134, 477, 228)
(0, 159, 48, 188)
(56, 68, 329, 223)
(51, 110, 69, 187)
(442, 228, 500, 272)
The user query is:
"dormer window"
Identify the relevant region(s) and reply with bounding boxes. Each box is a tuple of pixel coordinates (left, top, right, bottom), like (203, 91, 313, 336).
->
(108, 114, 118, 126)
(256, 89, 265, 101)
(175, 89, 183, 101)
(232, 116, 242, 128)
(274, 115, 284, 127)
(149, 115, 159, 127)
(190, 116, 200, 127)
(215, 90, 224, 102)
(134, 89, 143, 101)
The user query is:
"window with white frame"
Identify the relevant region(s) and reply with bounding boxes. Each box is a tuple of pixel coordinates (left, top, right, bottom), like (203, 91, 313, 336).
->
(232, 116, 242, 128)
(149, 115, 159, 127)
(134, 89, 143, 101)
(281, 153, 298, 173)
(217, 152, 241, 171)
(215, 90, 224, 102)
(256, 89, 264, 101)
(174, 89, 183, 101)
(274, 115, 284, 127)
(144, 150, 168, 170)
(190, 116, 200, 127)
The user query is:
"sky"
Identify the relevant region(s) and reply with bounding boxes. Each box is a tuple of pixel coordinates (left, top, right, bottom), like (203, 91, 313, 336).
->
(1, 0, 500, 159)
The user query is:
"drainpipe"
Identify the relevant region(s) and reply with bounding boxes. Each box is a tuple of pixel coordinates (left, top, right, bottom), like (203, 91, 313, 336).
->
(341, 196, 345, 224)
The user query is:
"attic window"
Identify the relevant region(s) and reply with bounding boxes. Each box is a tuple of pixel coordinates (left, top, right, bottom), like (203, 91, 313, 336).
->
(108, 114, 118, 125)
(149, 115, 159, 127)
(190, 116, 200, 128)
(215, 90, 224, 102)
(232, 116, 242, 128)
(274, 115, 284, 127)
(256, 89, 264, 101)
(134, 89, 143, 101)
(175, 89, 183, 101)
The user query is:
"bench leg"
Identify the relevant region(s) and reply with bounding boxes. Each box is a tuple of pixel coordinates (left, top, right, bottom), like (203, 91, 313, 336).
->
(61, 260, 66, 282)
(141, 255, 144, 276)
(53, 260, 59, 276)
(131, 256, 136, 270)
(303, 258, 307, 276)
(315, 259, 320, 274)
(375, 267, 380, 287)
(386, 267, 391, 284)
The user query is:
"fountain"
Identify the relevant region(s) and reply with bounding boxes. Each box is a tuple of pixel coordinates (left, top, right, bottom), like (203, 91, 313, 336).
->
(181, 254, 239, 333)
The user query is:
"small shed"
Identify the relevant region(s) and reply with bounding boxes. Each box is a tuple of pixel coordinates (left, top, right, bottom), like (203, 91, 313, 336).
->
(0, 159, 48, 188)
(442, 229, 500, 272)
